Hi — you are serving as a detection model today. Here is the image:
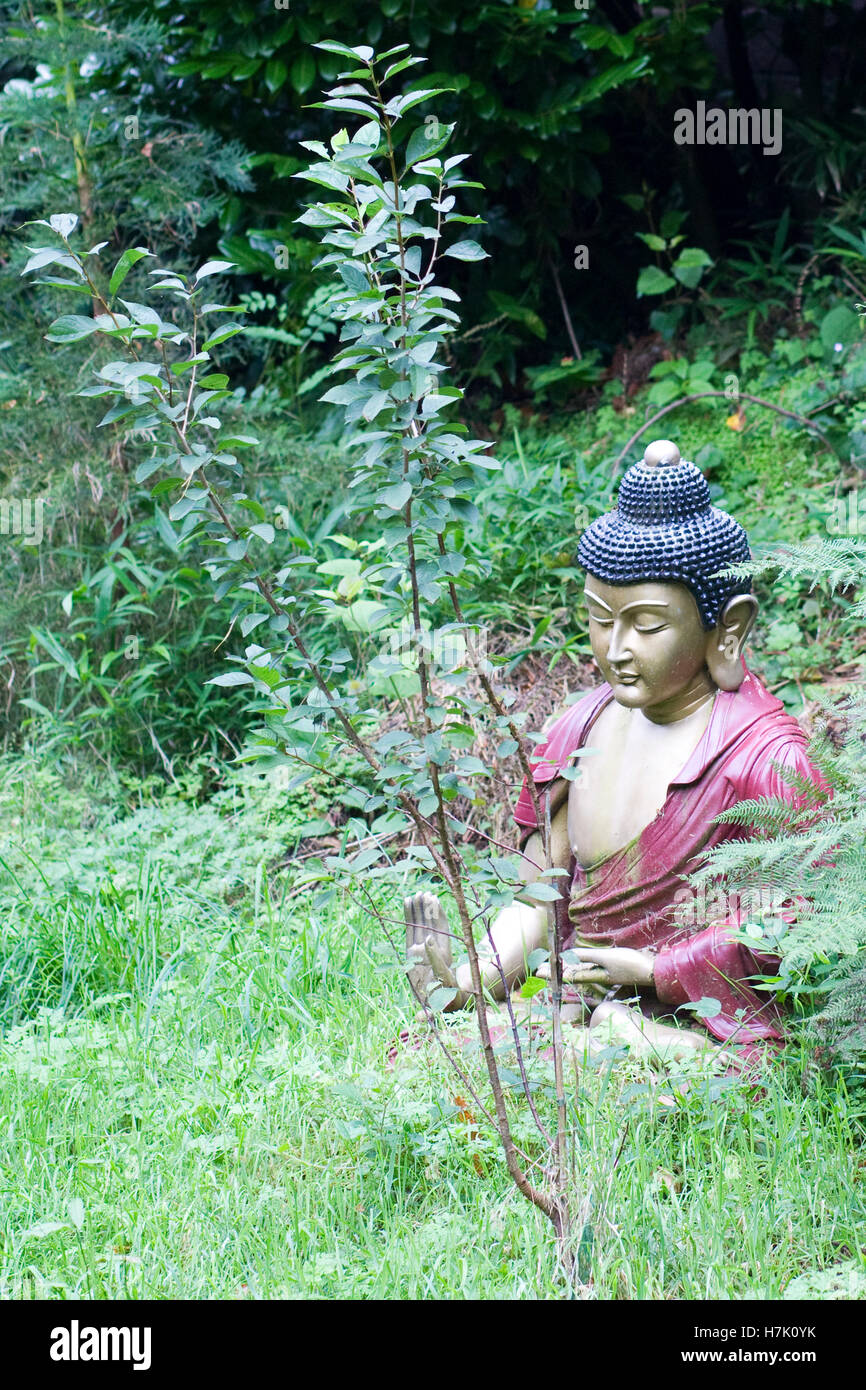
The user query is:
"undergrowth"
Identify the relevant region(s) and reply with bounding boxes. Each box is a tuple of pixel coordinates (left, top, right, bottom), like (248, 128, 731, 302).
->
(1, 750, 865, 1300)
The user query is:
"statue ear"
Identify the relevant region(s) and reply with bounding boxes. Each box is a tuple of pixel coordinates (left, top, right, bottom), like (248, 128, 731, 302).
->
(706, 594, 758, 691)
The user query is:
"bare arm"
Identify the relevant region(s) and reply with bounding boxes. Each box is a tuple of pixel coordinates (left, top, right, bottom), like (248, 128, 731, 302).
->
(451, 783, 571, 1003)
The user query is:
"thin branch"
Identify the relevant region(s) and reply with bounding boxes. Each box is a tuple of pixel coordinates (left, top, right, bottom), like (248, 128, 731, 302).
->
(544, 787, 570, 1249)
(548, 255, 582, 361)
(481, 920, 554, 1147)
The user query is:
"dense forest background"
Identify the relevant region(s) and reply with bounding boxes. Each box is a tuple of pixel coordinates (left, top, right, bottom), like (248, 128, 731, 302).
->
(1, 0, 865, 1302)
(2, 0, 865, 768)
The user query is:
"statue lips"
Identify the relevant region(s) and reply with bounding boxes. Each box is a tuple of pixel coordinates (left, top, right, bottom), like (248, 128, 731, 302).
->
(609, 667, 640, 685)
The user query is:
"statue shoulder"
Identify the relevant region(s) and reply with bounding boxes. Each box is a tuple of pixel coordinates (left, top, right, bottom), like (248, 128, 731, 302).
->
(736, 716, 827, 805)
(538, 685, 609, 744)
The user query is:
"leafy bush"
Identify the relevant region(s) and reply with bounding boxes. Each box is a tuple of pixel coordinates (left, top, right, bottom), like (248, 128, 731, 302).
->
(689, 538, 866, 1102)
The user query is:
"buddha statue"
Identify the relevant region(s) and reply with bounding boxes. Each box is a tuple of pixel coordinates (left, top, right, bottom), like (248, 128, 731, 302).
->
(405, 440, 827, 1057)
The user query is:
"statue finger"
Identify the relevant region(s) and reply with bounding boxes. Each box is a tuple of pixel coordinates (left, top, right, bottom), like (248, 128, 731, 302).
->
(570, 947, 607, 964)
(422, 892, 451, 964)
(535, 961, 608, 984)
(424, 934, 458, 989)
(404, 894, 418, 950)
(407, 892, 431, 950)
(562, 964, 610, 984)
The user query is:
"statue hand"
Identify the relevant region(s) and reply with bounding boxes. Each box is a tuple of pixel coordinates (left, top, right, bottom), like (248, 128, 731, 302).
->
(567, 946, 655, 988)
(404, 892, 468, 1011)
(536, 947, 655, 988)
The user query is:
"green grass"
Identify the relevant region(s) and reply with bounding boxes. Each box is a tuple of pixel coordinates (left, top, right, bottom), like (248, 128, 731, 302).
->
(1, 753, 865, 1300)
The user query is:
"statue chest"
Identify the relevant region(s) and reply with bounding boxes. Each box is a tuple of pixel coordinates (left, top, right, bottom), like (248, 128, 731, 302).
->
(566, 700, 713, 869)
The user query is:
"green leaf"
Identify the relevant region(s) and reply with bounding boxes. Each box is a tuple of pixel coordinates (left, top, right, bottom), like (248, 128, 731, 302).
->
(312, 40, 371, 62)
(362, 390, 391, 421)
(108, 247, 152, 296)
(421, 393, 458, 416)
(340, 599, 390, 633)
(44, 314, 99, 343)
(521, 882, 563, 903)
(241, 612, 270, 636)
(672, 247, 713, 289)
(170, 354, 209, 374)
(339, 263, 369, 292)
(443, 240, 487, 262)
(219, 433, 259, 449)
(194, 260, 236, 282)
(520, 976, 547, 1000)
(135, 456, 169, 483)
(169, 493, 207, 521)
(456, 756, 487, 775)
(98, 401, 140, 427)
(20, 1220, 71, 1240)
(646, 378, 682, 406)
(404, 121, 455, 168)
(636, 232, 667, 252)
(312, 98, 380, 120)
(153, 507, 179, 552)
(687, 996, 722, 1020)
(294, 162, 351, 193)
(118, 298, 162, 327)
(318, 558, 362, 579)
(387, 88, 451, 119)
(207, 671, 254, 687)
(378, 481, 412, 510)
(384, 56, 426, 82)
(487, 290, 546, 339)
(575, 54, 650, 105)
(22, 247, 85, 279)
(637, 266, 676, 296)
(291, 52, 317, 94)
(427, 986, 457, 1013)
(820, 304, 861, 352)
(265, 57, 288, 93)
(49, 212, 79, 238)
(320, 381, 367, 405)
(29, 627, 79, 681)
(249, 663, 282, 688)
(29, 276, 91, 295)
(201, 322, 246, 351)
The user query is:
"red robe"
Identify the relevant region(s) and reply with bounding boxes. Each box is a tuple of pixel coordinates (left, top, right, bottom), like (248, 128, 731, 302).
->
(513, 668, 827, 1045)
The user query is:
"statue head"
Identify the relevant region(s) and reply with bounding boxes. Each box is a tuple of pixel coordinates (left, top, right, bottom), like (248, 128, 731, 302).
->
(577, 440, 757, 707)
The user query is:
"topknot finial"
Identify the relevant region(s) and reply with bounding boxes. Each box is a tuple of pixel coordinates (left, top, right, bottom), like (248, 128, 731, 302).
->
(577, 433, 751, 629)
(642, 439, 681, 469)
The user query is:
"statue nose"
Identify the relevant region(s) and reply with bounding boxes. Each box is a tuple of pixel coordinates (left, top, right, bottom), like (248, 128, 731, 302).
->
(607, 623, 633, 664)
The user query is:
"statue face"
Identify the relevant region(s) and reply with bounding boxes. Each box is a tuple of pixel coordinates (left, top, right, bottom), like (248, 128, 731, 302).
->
(584, 577, 710, 711)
